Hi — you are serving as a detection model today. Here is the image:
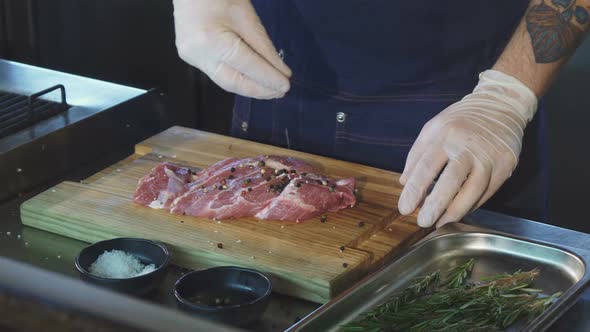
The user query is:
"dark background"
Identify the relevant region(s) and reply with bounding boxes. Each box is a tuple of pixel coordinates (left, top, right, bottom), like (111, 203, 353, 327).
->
(1, 0, 588, 233)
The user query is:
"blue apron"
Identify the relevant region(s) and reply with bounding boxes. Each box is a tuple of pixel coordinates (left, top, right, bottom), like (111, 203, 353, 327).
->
(230, 1, 549, 222)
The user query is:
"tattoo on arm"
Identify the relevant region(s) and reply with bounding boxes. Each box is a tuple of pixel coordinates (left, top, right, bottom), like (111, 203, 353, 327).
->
(526, 0, 589, 63)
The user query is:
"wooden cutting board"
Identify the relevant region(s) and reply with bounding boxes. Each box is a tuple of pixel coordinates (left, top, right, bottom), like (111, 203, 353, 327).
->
(20, 126, 428, 303)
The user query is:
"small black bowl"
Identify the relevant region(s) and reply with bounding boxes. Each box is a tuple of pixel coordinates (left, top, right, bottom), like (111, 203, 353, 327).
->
(174, 266, 272, 327)
(75, 237, 170, 296)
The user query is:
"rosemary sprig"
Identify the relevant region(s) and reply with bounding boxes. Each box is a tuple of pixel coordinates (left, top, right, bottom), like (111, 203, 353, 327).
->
(443, 258, 475, 289)
(351, 270, 440, 326)
(341, 260, 560, 332)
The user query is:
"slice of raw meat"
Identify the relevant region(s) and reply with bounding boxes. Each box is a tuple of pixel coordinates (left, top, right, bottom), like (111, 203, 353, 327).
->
(255, 176, 356, 222)
(132, 162, 192, 210)
(134, 155, 357, 222)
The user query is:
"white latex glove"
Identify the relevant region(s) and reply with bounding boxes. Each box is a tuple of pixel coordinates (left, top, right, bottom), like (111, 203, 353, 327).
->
(398, 70, 538, 228)
(172, 0, 292, 99)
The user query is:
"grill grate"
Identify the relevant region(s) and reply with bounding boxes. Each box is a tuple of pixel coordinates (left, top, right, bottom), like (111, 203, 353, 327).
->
(0, 85, 71, 139)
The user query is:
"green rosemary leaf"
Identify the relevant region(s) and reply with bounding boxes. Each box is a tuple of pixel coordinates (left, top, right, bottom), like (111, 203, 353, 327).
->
(443, 258, 475, 289)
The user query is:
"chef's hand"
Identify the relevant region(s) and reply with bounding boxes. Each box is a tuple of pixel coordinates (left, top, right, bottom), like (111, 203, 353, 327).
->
(172, 0, 291, 99)
(398, 70, 538, 228)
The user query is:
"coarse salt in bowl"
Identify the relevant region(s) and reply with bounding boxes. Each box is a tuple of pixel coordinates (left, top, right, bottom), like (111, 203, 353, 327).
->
(75, 237, 170, 296)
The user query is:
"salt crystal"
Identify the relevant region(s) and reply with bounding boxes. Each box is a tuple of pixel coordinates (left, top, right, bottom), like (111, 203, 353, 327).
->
(236, 239, 242, 243)
(172, 155, 177, 158)
(116, 168, 122, 172)
(280, 225, 285, 229)
(24, 242, 29, 246)
(51, 189, 56, 193)
(158, 155, 163, 159)
(89, 249, 156, 279)
(216, 220, 221, 224)
(57, 255, 61, 259)
(16, 235, 21, 239)
(6, 232, 11, 236)
(388, 228, 392, 232)
(16, 168, 22, 173)
(214, 230, 219, 233)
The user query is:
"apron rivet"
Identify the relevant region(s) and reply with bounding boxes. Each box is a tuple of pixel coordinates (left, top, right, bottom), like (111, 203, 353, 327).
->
(336, 112, 347, 123)
(241, 121, 248, 132)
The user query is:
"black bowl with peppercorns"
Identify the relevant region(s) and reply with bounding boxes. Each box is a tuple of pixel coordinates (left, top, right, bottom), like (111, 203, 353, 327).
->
(173, 266, 272, 327)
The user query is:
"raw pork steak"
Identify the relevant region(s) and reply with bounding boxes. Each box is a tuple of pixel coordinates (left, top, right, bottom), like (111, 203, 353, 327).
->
(133, 156, 356, 222)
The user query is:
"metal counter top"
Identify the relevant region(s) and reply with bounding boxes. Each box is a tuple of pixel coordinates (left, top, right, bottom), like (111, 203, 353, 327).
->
(1, 157, 589, 330)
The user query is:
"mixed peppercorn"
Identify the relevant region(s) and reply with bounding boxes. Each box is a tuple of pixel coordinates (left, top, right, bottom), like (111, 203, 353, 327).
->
(206, 161, 339, 197)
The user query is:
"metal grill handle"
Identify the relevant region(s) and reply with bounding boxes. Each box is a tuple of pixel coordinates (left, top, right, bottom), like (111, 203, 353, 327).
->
(27, 84, 67, 120)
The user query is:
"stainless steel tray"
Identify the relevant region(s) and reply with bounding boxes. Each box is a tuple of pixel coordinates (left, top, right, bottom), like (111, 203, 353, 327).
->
(288, 222, 590, 332)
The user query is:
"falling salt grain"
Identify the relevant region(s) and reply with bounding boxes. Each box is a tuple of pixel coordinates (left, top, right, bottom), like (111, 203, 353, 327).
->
(280, 225, 285, 229)
(17, 234, 21, 239)
(16, 168, 22, 173)
(158, 155, 163, 159)
(57, 255, 61, 259)
(214, 230, 219, 233)
(236, 239, 242, 243)
(388, 228, 392, 232)
(24, 242, 29, 246)
(6, 232, 11, 236)
(216, 220, 221, 224)
(51, 189, 56, 193)
(172, 155, 177, 158)
(116, 168, 122, 172)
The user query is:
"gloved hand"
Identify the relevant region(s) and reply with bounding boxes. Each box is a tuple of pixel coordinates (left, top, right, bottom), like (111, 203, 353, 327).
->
(172, 0, 292, 99)
(398, 70, 538, 228)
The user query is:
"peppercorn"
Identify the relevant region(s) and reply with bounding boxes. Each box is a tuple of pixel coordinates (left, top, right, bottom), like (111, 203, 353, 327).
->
(217, 243, 223, 249)
(258, 160, 266, 167)
(248, 187, 252, 192)
(290, 169, 297, 173)
(357, 221, 365, 228)
(320, 214, 327, 223)
(230, 167, 236, 172)
(296, 182, 302, 188)
(301, 172, 307, 176)
(228, 175, 234, 180)
(342, 263, 348, 268)
(266, 176, 271, 181)
(218, 185, 223, 190)
(339, 245, 345, 252)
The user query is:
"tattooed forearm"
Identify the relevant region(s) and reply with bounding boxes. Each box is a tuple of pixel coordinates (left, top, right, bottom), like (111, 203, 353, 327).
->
(526, 0, 590, 63)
